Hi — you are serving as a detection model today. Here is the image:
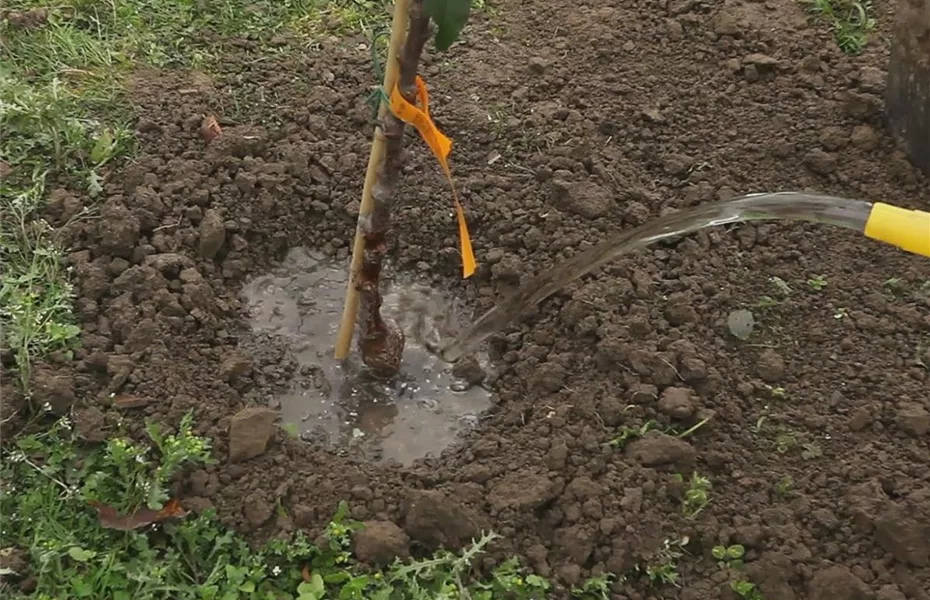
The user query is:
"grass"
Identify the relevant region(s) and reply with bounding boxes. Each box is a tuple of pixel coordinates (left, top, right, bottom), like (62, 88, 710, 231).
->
(0, 411, 562, 599)
(0, 0, 397, 395)
(799, 0, 876, 54)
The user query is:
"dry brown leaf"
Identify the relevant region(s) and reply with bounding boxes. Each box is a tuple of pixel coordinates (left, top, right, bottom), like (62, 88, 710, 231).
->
(200, 115, 222, 143)
(89, 498, 188, 531)
(112, 394, 149, 409)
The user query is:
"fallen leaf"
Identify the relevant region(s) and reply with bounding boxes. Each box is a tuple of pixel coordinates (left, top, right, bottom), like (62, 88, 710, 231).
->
(112, 394, 149, 409)
(200, 115, 222, 143)
(89, 498, 188, 530)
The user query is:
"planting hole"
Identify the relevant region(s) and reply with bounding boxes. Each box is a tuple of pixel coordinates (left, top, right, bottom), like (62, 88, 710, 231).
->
(242, 248, 492, 465)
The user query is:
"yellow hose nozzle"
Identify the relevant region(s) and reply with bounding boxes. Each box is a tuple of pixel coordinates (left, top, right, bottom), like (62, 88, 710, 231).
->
(864, 202, 930, 258)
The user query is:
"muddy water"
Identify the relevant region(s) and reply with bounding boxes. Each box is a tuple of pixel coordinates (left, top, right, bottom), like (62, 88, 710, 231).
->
(242, 248, 492, 466)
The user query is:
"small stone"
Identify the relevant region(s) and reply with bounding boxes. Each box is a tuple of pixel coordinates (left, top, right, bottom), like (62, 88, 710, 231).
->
(220, 351, 253, 384)
(744, 64, 760, 83)
(228, 407, 277, 463)
(874, 504, 930, 567)
(804, 149, 838, 175)
(658, 387, 696, 420)
(876, 584, 906, 600)
(198, 209, 226, 259)
(353, 521, 410, 565)
(819, 126, 848, 151)
(847, 407, 872, 431)
(663, 154, 693, 177)
(727, 309, 755, 340)
(895, 403, 929, 437)
(528, 57, 547, 74)
(851, 124, 879, 150)
(243, 493, 273, 528)
(665, 301, 697, 325)
(712, 11, 740, 35)
(73, 407, 108, 443)
(744, 53, 779, 69)
(808, 565, 873, 600)
(680, 357, 707, 382)
(842, 91, 882, 120)
(667, 0, 694, 16)
(667, 20, 683, 41)
(630, 384, 658, 404)
(641, 107, 665, 123)
(858, 66, 885, 94)
(488, 471, 558, 511)
(626, 431, 695, 467)
(451, 355, 485, 386)
(550, 180, 613, 219)
(533, 362, 567, 393)
(756, 350, 785, 383)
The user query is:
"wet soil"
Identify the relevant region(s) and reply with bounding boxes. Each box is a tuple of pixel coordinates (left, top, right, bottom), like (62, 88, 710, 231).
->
(241, 247, 492, 465)
(6, 0, 930, 597)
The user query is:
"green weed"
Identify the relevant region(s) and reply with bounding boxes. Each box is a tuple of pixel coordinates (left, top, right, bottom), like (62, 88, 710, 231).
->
(806, 275, 827, 291)
(571, 572, 616, 599)
(674, 472, 711, 519)
(608, 420, 659, 449)
(1, 413, 554, 599)
(731, 579, 764, 599)
(774, 427, 797, 453)
(608, 417, 710, 449)
(800, 0, 876, 54)
(0, 171, 82, 392)
(641, 537, 688, 588)
(769, 276, 792, 297)
(775, 475, 793, 497)
(755, 295, 779, 309)
(712, 544, 745, 569)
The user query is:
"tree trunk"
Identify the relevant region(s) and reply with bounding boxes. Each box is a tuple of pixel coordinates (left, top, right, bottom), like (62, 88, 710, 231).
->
(886, 0, 930, 176)
(355, 0, 432, 377)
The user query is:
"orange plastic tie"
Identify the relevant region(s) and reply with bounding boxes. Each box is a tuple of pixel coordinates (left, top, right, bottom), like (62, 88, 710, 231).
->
(390, 76, 476, 278)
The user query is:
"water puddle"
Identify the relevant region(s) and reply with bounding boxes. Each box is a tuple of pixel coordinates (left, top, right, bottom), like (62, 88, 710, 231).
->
(242, 247, 492, 466)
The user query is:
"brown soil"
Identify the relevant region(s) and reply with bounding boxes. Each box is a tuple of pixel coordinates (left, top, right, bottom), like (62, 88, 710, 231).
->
(7, 0, 930, 597)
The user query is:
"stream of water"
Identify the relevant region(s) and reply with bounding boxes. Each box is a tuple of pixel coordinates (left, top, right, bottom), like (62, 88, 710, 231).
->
(439, 192, 874, 362)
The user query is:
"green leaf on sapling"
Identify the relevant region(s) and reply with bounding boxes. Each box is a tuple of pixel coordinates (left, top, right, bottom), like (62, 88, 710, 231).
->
(424, 0, 472, 51)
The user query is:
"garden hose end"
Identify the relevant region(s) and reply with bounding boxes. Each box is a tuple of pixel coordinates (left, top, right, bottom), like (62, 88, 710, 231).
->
(864, 202, 930, 258)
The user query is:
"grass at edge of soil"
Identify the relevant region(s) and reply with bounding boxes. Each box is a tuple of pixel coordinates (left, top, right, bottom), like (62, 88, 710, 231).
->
(0, 0, 398, 397)
(0, 410, 609, 600)
(798, 0, 877, 54)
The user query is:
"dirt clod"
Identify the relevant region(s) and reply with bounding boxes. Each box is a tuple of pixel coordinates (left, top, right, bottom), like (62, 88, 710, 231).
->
(756, 349, 786, 383)
(550, 180, 613, 219)
(626, 431, 695, 468)
(895, 403, 930, 437)
(404, 490, 484, 550)
(228, 407, 277, 463)
(30, 367, 75, 415)
(874, 504, 930, 567)
(657, 386, 696, 420)
(353, 520, 411, 565)
(808, 565, 873, 600)
(198, 209, 226, 259)
(73, 407, 108, 443)
(488, 471, 557, 511)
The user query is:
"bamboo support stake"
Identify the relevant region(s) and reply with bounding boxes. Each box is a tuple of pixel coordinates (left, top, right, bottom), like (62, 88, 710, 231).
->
(334, 0, 411, 360)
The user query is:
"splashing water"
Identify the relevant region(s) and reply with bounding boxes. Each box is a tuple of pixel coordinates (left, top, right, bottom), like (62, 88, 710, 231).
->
(440, 192, 873, 362)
